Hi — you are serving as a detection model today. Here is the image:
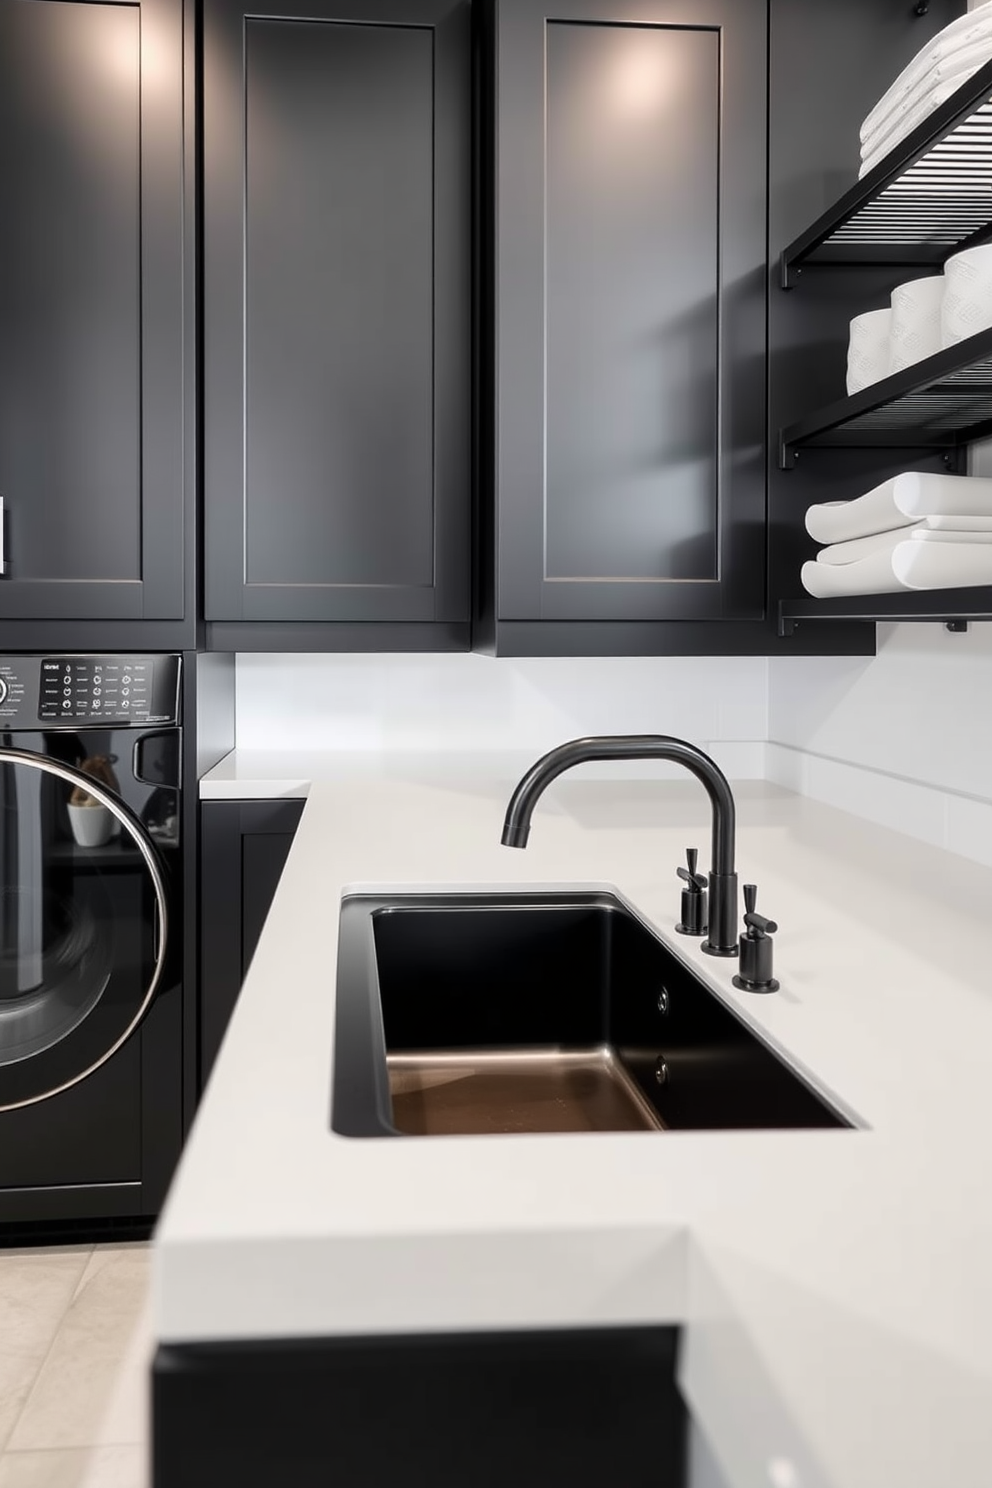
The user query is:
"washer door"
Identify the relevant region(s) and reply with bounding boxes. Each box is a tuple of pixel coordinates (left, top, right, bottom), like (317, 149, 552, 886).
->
(0, 749, 169, 1111)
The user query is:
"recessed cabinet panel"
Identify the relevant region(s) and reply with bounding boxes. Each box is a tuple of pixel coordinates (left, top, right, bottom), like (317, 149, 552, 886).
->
(0, 0, 185, 622)
(204, 0, 470, 628)
(244, 20, 434, 588)
(490, 0, 766, 628)
(0, 1, 140, 582)
(199, 800, 304, 1089)
(545, 23, 719, 584)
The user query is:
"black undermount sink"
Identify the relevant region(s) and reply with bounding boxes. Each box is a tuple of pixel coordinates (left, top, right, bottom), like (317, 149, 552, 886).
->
(331, 893, 851, 1137)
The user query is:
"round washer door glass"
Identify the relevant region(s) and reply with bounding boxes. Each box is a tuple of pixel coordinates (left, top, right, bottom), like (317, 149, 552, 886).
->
(0, 751, 168, 1111)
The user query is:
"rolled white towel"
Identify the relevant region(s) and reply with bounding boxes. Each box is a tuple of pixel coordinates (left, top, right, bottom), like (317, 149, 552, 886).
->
(860, 37, 992, 159)
(805, 473, 992, 545)
(847, 307, 893, 394)
(860, 1, 992, 144)
(816, 524, 992, 566)
(801, 541, 992, 598)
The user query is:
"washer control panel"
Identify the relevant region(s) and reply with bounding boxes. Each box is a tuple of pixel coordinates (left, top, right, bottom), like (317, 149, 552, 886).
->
(0, 655, 181, 728)
(39, 657, 156, 723)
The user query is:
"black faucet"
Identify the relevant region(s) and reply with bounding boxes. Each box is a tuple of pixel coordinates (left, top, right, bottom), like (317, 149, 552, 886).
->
(500, 735, 739, 957)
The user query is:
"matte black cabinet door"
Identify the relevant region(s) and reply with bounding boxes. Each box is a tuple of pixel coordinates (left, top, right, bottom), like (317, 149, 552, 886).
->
(199, 800, 304, 1090)
(203, 0, 470, 626)
(486, 0, 767, 624)
(0, 0, 185, 622)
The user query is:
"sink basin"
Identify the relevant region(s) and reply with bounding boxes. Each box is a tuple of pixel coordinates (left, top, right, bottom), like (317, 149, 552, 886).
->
(332, 892, 851, 1137)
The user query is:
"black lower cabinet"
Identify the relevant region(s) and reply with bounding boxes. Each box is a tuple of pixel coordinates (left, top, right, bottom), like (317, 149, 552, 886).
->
(153, 1326, 686, 1488)
(199, 799, 304, 1090)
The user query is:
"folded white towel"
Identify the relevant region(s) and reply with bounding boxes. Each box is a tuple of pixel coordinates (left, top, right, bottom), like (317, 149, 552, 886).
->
(860, 1, 992, 144)
(805, 474, 992, 545)
(924, 515, 992, 530)
(859, 73, 986, 178)
(861, 37, 992, 158)
(802, 541, 992, 598)
(861, 42, 992, 157)
(816, 525, 992, 566)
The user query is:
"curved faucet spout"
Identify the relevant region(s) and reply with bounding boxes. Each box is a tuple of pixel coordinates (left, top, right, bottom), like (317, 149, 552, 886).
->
(501, 735, 739, 957)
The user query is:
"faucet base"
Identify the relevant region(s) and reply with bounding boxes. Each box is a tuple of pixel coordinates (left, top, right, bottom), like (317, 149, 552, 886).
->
(701, 941, 739, 958)
(733, 974, 780, 993)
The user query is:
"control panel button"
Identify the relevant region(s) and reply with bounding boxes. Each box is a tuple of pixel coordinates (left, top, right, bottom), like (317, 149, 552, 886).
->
(34, 655, 177, 725)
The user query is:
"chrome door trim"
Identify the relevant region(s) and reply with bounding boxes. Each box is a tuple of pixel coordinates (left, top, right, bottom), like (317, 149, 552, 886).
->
(0, 747, 170, 1112)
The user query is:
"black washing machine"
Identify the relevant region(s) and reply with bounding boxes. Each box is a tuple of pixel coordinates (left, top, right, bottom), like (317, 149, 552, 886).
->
(0, 654, 184, 1237)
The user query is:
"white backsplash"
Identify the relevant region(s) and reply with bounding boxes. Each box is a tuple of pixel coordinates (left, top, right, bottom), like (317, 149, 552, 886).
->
(234, 630, 992, 865)
(234, 652, 768, 779)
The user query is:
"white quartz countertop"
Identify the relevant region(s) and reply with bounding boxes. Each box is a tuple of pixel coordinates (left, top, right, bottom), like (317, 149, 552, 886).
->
(158, 749, 992, 1488)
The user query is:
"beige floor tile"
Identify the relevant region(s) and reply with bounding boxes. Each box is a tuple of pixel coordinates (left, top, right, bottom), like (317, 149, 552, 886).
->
(0, 1447, 87, 1488)
(89, 1303, 151, 1448)
(77, 1444, 147, 1488)
(0, 1249, 92, 1453)
(0, 1444, 146, 1488)
(67, 1250, 149, 1307)
(8, 1252, 150, 1452)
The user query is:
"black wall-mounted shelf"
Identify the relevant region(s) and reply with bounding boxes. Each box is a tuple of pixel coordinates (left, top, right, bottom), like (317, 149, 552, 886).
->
(779, 325, 992, 467)
(769, 2, 992, 640)
(780, 57, 992, 287)
(777, 596, 992, 637)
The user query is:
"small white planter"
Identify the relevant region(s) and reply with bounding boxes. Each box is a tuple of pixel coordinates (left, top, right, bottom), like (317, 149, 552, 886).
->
(67, 803, 115, 848)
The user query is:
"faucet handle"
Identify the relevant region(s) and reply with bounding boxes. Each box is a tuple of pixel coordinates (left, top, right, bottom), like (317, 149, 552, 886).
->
(742, 882, 777, 936)
(676, 847, 707, 891)
(675, 847, 708, 937)
(733, 884, 779, 992)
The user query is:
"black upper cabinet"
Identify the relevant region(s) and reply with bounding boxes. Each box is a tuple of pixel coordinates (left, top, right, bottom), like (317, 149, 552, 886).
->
(202, 0, 471, 638)
(479, 0, 768, 648)
(0, 0, 186, 627)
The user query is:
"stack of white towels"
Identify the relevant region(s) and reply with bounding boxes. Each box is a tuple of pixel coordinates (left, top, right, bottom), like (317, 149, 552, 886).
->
(801, 472, 992, 599)
(859, 2, 992, 179)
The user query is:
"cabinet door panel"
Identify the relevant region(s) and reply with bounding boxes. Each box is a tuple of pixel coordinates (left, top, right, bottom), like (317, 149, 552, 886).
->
(493, 0, 766, 623)
(0, 0, 184, 621)
(545, 23, 719, 587)
(199, 800, 304, 1090)
(204, 0, 470, 625)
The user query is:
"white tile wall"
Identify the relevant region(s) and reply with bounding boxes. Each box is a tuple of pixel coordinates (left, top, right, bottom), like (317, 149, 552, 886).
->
(234, 653, 768, 774)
